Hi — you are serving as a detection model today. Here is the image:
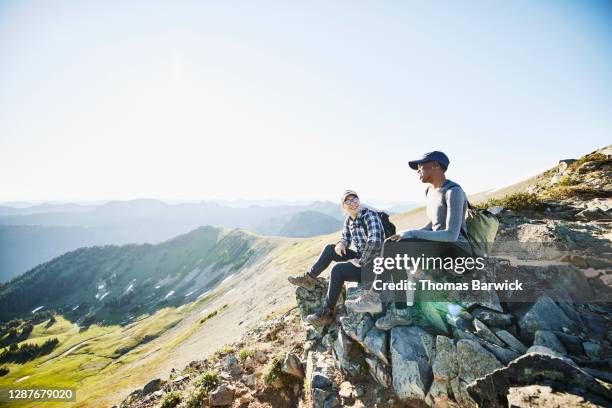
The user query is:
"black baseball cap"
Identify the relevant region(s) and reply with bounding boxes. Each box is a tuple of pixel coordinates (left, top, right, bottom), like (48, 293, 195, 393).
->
(408, 151, 450, 170)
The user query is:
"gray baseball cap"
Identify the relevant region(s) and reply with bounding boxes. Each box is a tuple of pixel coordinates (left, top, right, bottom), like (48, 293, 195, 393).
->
(408, 151, 450, 170)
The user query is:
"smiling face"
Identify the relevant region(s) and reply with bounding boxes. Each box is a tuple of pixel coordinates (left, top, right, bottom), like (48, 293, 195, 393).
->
(342, 194, 360, 216)
(417, 161, 443, 183)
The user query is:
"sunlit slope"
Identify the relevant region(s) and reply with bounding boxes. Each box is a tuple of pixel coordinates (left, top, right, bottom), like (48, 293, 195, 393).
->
(0, 226, 278, 325)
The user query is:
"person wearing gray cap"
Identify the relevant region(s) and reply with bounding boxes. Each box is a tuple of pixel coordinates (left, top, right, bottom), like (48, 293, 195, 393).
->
(375, 151, 473, 330)
(287, 189, 385, 326)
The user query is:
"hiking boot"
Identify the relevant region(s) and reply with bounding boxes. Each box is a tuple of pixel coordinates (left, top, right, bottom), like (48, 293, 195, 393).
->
(345, 289, 382, 314)
(306, 306, 335, 327)
(375, 306, 412, 331)
(288, 272, 317, 290)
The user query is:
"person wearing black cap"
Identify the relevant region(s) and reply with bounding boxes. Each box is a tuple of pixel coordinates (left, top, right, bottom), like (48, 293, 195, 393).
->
(375, 151, 473, 330)
(287, 190, 385, 326)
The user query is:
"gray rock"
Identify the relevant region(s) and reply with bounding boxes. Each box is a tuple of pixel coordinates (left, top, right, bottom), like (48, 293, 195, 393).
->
(312, 388, 330, 408)
(142, 378, 162, 395)
(481, 342, 520, 365)
(306, 351, 337, 392)
(473, 318, 505, 347)
(331, 328, 363, 376)
(456, 339, 502, 383)
(282, 353, 304, 379)
(467, 349, 612, 408)
(223, 355, 243, 376)
(495, 330, 527, 353)
(534, 330, 567, 355)
(526, 345, 572, 363)
(553, 331, 584, 356)
(339, 312, 374, 345)
(209, 383, 235, 406)
(445, 314, 473, 332)
(518, 295, 577, 341)
(295, 277, 335, 321)
(390, 326, 434, 400)
(323, 393, 341, 408)
(471, 307, 513, 328)
(426, 336, 458, 407)
(363, 327, 388, 365)
(583, 341, 606, 360)
(365, 355, 391, 388)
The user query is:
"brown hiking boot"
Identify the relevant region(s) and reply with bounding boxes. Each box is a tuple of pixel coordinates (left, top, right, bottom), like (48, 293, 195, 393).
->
(306, 306, 334, 327)
(288, 272, 317, 290)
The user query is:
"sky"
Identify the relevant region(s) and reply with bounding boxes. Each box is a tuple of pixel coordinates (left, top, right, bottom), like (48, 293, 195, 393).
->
(1, 0, 611, 205)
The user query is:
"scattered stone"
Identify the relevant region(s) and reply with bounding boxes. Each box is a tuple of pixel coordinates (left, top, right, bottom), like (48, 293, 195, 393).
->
(518, 295, 577, 341)
(481, 342, 521, 365)
(534, 330, 567, 355)
(365, 355, 391, 388)
(471, 307, 513, 328)
(339, 312, 374, 345)
(338, 381, 353, 399)
(390, 326, 434, 400)
(363, 327, 388, 365)
(473, 318, 505, 347)
(456, 339, 502, 384)
(495, 330, 527, 353)
(223, 355, 243, 376)
(209, 383, 235, 406)
(253, 350, 267, 364)
(282, 353, 304, 379)
(142, 378, 162, 395)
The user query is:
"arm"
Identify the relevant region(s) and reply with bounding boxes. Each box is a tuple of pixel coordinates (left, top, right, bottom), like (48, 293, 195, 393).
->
(397, 221, 433, 239)
(358, 211, 384, 266)
(410, 187, 465, 242)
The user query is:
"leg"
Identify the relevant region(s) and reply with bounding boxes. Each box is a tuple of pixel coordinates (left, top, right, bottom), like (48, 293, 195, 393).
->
(324, 262, 361, 309)
(309, 243, 357, 278)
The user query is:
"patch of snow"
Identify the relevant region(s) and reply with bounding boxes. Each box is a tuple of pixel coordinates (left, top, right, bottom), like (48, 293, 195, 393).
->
(72, 305, 80, 311)
(97, 291, 110, 300)
(197, 291, 210, 300)
(15, 376, 30, 383)
(222, 289, 236, 298)
(155, 285, 161, 289)
(185, 290, 195, 297)
(164, 290, 175, 300)
(200, 308, 209, 315)
(220, 274, 235, 285)
(31, 306, 44, 313)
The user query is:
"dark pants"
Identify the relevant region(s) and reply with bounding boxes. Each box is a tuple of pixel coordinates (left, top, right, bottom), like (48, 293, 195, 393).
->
(380, 238, 473, 309)
(309, 244, 377, 310)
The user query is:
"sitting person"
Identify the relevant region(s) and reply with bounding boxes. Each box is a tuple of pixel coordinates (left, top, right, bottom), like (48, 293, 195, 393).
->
(287, 190, 384, 326)
(376, 150, 473, 330)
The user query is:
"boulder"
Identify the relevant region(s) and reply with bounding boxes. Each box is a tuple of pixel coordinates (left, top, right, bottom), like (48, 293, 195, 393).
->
(518, 295, 577, 341)
(473, 318, 505, 347)
(365, 355, 391, 388)
(553, 331, 584, 356)
(363, 327, 388, 365)
(295, 278, 332, 321)
(467, 350, 612, 408)
(495, 330, 527, 353)
(282, 353, 304, 379)
(142, 378, 162, 395)
(481, 342, 521, 365)
(339, 312, 374, 345)
(471, 307, 512, 328)
(331, 328, 364, 376)
(534, 330, 567, 355)
(209, 383, 235, 406)
(223, 355, 243, 376)
(426, 336, 458, 407)
(390, 326, 434, 400)
(456, 339, 503, 384)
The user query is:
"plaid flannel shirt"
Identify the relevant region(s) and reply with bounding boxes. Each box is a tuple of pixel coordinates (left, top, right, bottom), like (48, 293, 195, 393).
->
(340, 207, 384, 266)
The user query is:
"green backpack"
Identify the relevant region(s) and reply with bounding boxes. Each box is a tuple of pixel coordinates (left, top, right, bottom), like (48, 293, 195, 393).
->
(430, 181, 500, 257)
(464, 202, 500, 257)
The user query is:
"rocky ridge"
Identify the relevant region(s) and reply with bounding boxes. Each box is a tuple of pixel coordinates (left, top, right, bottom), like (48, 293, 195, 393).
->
(119, 146, 611, 408)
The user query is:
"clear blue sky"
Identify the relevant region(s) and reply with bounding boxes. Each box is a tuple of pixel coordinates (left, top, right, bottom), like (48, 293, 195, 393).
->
(1, 0, 610, 204)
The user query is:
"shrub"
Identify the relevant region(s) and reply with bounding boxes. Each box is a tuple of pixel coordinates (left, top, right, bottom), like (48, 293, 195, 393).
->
(477, 192, 546, 212)
(185, 370, 219, 408)
(0, 366, 9, 376)
(238, 348, 255, 364)
(263, 352, 295, 387)
(159, 391, 182, 408)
